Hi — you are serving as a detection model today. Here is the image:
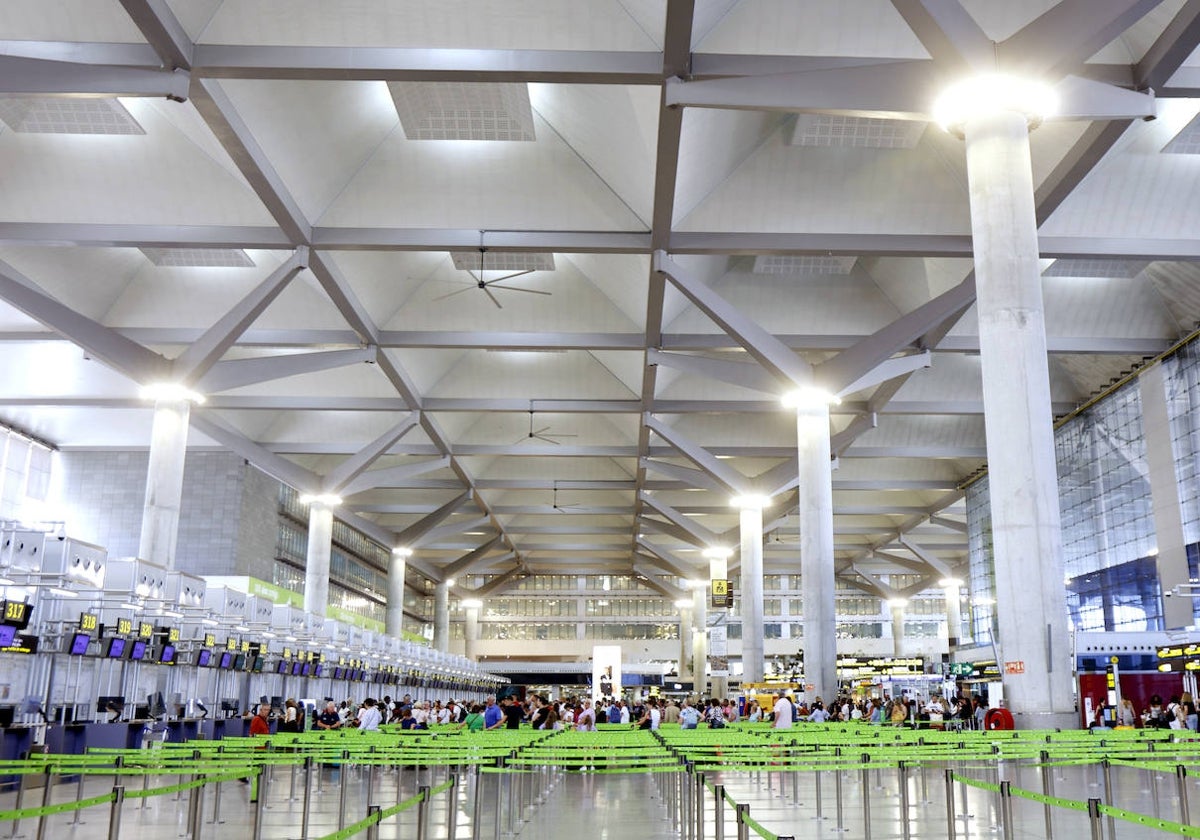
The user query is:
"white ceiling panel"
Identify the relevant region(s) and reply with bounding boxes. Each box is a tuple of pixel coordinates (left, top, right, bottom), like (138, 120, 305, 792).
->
(198, 0, 662, 50)
(696, 0, 928, 57)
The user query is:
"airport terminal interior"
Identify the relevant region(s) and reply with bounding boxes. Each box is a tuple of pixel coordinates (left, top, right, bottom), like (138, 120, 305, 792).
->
(5, 0, 1200, 837)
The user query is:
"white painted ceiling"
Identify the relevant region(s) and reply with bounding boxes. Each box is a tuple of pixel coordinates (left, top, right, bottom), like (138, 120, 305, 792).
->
(1, 1, 1199, 600)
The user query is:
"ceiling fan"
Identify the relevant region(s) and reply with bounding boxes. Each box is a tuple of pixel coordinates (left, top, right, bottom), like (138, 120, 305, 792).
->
(435, 245, 550, 309)
(515, 406, 577, 445)
(552, 482, 583, 513)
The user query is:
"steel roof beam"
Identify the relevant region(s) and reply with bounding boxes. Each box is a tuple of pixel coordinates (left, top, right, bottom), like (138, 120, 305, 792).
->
(196, 348, 377, 394)
(338, 456, 453, 498)
(321, 413, 421, 495)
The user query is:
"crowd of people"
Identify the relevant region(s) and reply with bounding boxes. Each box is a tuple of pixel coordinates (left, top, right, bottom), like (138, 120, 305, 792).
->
(249, 690, 996, 734)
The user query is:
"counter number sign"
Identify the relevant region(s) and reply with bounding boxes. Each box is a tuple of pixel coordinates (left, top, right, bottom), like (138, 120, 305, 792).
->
(79, 613, 98, 632)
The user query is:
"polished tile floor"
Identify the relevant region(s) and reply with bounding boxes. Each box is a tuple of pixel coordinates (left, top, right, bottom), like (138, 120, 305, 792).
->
(3, 758, 1196, 838)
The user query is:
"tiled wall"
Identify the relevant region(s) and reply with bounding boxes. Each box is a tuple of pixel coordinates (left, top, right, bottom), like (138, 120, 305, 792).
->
(56, 451, 280, 577)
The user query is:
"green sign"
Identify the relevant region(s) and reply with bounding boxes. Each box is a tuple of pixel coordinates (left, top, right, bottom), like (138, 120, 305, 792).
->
(948, 662, 976, 677)
(247, 578, 303, 609)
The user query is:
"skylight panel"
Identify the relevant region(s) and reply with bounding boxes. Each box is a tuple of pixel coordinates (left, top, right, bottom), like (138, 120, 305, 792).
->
(1042, 259, 1148, 279)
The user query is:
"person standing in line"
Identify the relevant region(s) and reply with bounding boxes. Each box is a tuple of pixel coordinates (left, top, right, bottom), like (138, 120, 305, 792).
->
(575, 699, 597, 731)
(663, 699, 680, 725)
(357, 698, 382, 732)
(679, 700, 701, 729)
(773, 693, 793, 730)
(483, 695, 504, 730)
(502, 696, 524, 730)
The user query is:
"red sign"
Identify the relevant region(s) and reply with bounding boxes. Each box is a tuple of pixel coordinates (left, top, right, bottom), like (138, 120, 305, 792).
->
(1004, 661, 1025, 675)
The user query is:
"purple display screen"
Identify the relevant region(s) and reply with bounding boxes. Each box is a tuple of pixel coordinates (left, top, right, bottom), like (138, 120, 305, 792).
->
(218, 651, 233, 669)
(129, 640, 147, 661)
(0, 625, 17, 647)
(159, 644, 175, 664)
(107, 638, 126, 658)
(196, 649, 211, 667)
(69, 633, 91, 655)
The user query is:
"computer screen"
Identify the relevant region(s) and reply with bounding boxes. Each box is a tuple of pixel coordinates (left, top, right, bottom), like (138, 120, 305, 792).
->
(96, 696, 125, 715)
(233, 653, 246, 670)
(159, 644, 176, 664)
(0, 625, 15, 647)
(196, 649, 211, 667)
(292, 661, 303, 676)
(106, 637, 126, 658)
(313, 663, 323, 678)
(68, 632, 91, 655)
(276, 660, 289, 675)
(302, 662, 312, 677)
(218, 651, 233, 669)
(129, 640, 147, 661)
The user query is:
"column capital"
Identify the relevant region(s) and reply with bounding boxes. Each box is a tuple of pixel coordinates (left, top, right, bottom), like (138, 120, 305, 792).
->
(934, 74, 1059, 138)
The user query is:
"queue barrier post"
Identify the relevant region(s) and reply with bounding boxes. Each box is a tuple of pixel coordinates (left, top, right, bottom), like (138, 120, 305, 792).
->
(251, 767, 268, 840)
(1179, 765, 1191, 826)
(33, 768, 53, 840)
(300, 756, 313, 839)
(861, 755, 872, 840)
(1087, 798, 1103, 840)
(898, 760, 910, 840)
(714, 783, 725, 840)
(416, 784, 430, 840)
(446, 773, 459, 840)
(944, 768, 955, 840)
(999, 780, 1014, 840)
(107, 785, 125, 840)
(735, 802, 749, 840)
(365, 804, 381, 840)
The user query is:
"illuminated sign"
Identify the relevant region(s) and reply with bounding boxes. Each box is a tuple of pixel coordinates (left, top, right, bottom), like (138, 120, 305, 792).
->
(1, 601, 31, 629)
(79, 613, 99, 632)
(226, 638, 238, 651)
(167, 627, 180, 643)
(116, 618, 133, 636)
(836, 655, 926, 676)
(711, 579, 734, 608)
(138, 622, 153, 639)
(204, 634, 216, 648)
(0, 634, 38, 655)
(1157, 644, 1200, 661)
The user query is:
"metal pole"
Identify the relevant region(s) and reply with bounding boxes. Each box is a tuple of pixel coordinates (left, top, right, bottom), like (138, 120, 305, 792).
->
(696, 771, 705, 840)
(899, 761, 910, 840)
(34, 768, 53, 840)
(10, 765, 27, 838)
(251, 769, 268, 840)
(1101, 760, 1116, 840)
(301, 757, 313, 839)
(944, 768, 955, 840)
(1178, 765, 1191, 825)
(417, 784, 431, 840)
(999, 780, 1014, 840)
(106, 786, 125, 840)
(1150, 764, 1160, 820)
(814, 768, 823, 820)
(736, 803, 749, 840)
(447, 773, 459, 840)
(861, 756, 872, 840)
(714, 783, 725, 840)
(366, 804, 381, 840)
(1040, 750, 1054, 840)
(472, 769, 485, 840)
(289, 759, 298, 802)
(338, 750, 350, 832)
(835, 760, 845, 831)
(191, 777, 206, 840)
(1087, 798, 1103, 840)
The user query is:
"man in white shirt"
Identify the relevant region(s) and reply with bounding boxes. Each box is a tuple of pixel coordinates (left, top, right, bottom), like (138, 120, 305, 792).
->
(773, 694, 794, 729)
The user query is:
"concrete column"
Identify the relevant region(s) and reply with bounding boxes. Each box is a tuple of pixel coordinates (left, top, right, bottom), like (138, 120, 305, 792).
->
(692, 585, 707, 694)
(678, 603, 693, 680)
(1140, 362, 1194, 629)
(890, 600, 906, 658)
(138, 398, 192, 570)
(303, 501, 334, 618)
(961, 103, 1073, 725)
(433, 580, 450, 653)
(463, 604, 480, 661)
(794, 398, 837, 705)
(941, 579, 964, 648)
(385, 549, 410, 637)
(738, 501, 766, 684)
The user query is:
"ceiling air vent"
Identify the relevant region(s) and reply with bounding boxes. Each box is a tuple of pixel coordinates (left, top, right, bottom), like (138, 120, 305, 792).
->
(752, 255, 857, 275)
(1042, 259, 1148, 279)
(0, 97, 145, 135)
(449, 252, 554, 273)
(140, 248, 256, 268)
(388, 82, 535, 141)
(788, 114, 926, 149)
